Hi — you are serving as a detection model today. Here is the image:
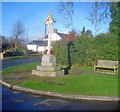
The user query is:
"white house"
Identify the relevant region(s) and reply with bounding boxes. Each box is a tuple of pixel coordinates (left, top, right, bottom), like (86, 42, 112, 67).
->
(27, 29, 68, 52)
(43, 29, 64, 41)
(27, 44, 38, 52)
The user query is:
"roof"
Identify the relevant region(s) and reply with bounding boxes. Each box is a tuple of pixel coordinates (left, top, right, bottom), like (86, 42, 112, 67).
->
(43, 32, 68, 40)
(44, 35, 48, 39)
(28, 40, 56, 46)
(57, 33, 68, 39)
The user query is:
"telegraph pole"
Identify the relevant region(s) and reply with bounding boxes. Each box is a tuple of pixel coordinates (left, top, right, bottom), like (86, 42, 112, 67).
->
(26, 28, 29, 44)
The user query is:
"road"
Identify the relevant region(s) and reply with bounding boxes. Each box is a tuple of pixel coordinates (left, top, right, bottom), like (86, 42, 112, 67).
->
(1, 56, 42, 70)
(1, 56, 119, 110)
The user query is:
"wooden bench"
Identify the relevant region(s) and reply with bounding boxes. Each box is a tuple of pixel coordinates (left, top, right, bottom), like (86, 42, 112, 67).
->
(94, 60, 119, 74)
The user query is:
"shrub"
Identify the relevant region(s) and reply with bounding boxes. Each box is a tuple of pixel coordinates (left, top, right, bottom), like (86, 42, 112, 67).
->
(53, 33, 118, 67)
(70, 36, 97, 66)
(3, 49, 24, 57)
(94, 33, 118, 61)
(53, 40, 69, 65)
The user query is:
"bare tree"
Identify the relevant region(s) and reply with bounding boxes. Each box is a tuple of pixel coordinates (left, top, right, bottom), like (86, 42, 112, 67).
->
(9, 37, 16, 50)
(11, 20, 25, 49)
(58, 1, 111, 33)
(87, 2, 111, 34)
(58, 1, 74, 28)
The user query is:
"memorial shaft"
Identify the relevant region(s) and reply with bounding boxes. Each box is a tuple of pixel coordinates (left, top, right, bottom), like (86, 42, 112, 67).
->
(47, 22, 52, 55)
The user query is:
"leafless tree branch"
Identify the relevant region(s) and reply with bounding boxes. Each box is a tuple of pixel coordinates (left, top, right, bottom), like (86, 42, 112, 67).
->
(58, 1, 74, 28)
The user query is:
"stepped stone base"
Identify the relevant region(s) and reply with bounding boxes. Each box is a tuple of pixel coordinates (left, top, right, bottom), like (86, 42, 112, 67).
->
(32, 70, 64, 77)
(37, 66, 62, 72)
(41, 54, 56, 66)
(32, 54, 64, 77)
(41, 62, 56, 67)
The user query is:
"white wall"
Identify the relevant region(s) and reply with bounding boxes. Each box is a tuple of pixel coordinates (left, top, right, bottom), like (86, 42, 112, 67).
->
(51, 33, 62, 41)
(42, 38, 48, 41)
(38, 46, 48, 52)
(27, 45, 37, 51)
(27, 32, 62, 52)
(42, 33, 62, 41)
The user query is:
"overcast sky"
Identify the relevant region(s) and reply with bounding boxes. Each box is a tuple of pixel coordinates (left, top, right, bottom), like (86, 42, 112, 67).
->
(2, 2, 111, 41)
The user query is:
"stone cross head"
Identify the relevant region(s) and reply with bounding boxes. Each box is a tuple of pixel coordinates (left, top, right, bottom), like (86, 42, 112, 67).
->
(44, 12, 56, 24)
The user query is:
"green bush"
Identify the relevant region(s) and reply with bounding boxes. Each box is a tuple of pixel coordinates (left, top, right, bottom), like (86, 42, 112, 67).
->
(70, 36, 97, 66)
(53, 33, 118, 66)
(3, 46, 31, 57)
(94, 33, 118, 61)
(53, 40, 69, 65)
(3, 49, 24, 57)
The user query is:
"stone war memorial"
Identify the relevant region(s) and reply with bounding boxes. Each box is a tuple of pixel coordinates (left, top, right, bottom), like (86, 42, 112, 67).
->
(32, 12, 64, 77)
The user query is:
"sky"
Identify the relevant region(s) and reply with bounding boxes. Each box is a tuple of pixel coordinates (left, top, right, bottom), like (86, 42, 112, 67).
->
(1, 2, 111, 42)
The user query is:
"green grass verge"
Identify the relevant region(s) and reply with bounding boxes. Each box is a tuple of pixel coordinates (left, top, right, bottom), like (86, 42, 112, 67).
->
(71, 65, 118, 74)
(57, 64, 94, 72)
(4, 56, 32, 59)
(2, 62, 118, 97)
(18, 74, 118, 97)
(2, 62, 40, 74)
(71, 65, 94, 72)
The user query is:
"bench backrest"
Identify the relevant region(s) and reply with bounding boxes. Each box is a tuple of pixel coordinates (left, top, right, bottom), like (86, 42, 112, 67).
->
(97, 60, 118, 67)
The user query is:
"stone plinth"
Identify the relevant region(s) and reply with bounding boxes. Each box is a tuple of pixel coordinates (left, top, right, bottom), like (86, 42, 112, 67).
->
(37, 66, 62, 72)
(41, 54, 56, 66)
(32, 54, 64, 77)
(32, 70, 64, 77)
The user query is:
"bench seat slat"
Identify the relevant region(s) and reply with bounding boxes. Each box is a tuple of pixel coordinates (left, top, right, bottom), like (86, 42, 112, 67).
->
(94, 60, 118, 74)
(95, 66, 117, 69)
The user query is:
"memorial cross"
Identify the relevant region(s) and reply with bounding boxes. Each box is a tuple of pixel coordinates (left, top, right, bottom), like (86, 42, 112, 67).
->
(44, 12, 56, 54)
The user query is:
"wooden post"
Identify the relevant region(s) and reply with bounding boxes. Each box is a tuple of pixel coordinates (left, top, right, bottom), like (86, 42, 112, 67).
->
(94, 64, 96, 72)
(114, 66, 116, 74)
(0, 53, 3, 60)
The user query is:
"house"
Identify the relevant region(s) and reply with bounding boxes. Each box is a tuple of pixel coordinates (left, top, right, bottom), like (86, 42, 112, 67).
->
(27, 40, 56, 52)
(27, 40, 47, 52)
(27, 29, 68, 53)
(42, 29, 67, 41)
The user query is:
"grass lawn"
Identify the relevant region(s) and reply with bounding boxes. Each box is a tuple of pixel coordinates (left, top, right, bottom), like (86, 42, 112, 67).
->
(4, 56, 32, 59)
(71, 65, 94, 72)
(2, 62, 118, 97)
(2, 62, 40, 79)
(71, 65, 118, 74)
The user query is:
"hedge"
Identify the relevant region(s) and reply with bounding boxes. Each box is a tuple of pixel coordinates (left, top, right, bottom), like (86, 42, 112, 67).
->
(53, 33, 118, 66)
